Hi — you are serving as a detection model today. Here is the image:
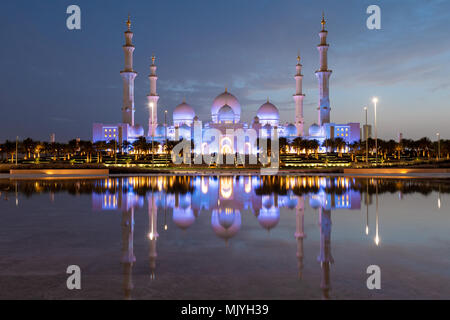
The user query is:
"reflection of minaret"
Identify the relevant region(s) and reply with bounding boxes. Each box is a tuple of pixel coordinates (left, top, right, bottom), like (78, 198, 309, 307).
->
(315, 12, 332, 126)
(317, 207, 333, 300)
(120, 15, 137, 126)
(148, 192, 158, 279)
(294, 54, 305, 136)
(121, 207, 136, 300)
(295, 196, 306, 279)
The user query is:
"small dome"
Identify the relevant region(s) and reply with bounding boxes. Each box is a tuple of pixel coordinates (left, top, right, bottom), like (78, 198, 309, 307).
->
(258, 207, 280, 231)
(218, 104, 235, 123)
(155, 125, 165, 137)
(173, 208, 195, 230)
(309, 196, 322, 209)
(285, 123, 297, 136)
(253, 116, 260, 123)
(309, 123, 322, 136)
(173, 102, 195, 123)
(257, 101, 279, 121)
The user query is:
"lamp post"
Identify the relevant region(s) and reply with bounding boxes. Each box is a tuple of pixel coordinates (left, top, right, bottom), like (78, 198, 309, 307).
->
(364, 107, 368, 165)
(375, 179, 380, 246)
(150, 102, 154, 167)
(164, 110, 168, 167)
(15, 136, 18, 165)
(437, 133, 440, 161)
(372, 97, 378, 166)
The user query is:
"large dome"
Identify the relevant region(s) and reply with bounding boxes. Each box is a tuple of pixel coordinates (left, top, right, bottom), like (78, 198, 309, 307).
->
(173, 102, 195, 125)
(211, 90, 241, 122)
(218, 104, 235, 123)
(257, 101, 279, 121)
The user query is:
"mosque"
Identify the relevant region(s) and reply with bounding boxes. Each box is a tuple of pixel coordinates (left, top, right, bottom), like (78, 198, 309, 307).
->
(93, 14, 360, 153)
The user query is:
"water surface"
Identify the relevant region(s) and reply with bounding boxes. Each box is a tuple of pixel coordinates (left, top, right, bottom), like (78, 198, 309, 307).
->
(0, 176, 449, 299)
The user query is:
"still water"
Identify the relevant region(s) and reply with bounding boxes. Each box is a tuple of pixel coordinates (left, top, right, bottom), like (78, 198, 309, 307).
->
(0, 176, 449, 300)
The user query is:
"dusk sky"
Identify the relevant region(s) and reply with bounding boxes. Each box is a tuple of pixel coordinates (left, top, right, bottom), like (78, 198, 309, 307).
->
(1, 0, 449, 141)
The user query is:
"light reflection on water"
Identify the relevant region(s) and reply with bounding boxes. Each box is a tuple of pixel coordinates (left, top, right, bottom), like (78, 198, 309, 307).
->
(0, 176, 449, 300)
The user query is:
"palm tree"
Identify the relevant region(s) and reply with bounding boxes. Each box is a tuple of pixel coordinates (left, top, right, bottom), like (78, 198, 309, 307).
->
(2, 140, 16, 163)
(278, 137, 289, 154)
(323, 138, 335, 153)
(334, 137, 346, 155)
(292, 137, 304, 155)
(122, 140, 131, 154)
(132, 136, 148, 155)
(307, 139, 320, 156)
(94, 141, 107, 163)
(22, 138, 36, 159)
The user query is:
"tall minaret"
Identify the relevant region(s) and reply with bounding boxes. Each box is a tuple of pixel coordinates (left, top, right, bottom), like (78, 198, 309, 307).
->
(147, 56, 159, 137)
(120, 15, 137, 126)
(315, 12, 332, 126)
(294, 54, 305, 136)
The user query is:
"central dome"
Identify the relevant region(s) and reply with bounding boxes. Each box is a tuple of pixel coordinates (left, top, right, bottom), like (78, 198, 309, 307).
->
(211, 90, 241, 123)
(218, 104, 235, 123)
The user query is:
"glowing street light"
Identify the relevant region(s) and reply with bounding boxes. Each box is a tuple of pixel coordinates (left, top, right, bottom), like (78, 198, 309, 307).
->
(364, 107, 368, 165)
(372, 97, 378, 166)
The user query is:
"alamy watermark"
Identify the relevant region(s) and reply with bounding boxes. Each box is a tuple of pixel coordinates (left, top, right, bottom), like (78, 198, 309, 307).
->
(66, 5, 81, 30)
(170, 124, 279, 175)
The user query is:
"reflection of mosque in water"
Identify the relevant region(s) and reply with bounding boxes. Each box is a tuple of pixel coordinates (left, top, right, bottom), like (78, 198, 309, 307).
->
(91, 176, 362, 299)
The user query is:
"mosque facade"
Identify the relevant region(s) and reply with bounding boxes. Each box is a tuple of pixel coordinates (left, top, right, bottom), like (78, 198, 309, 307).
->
(93, 14, 360, 152)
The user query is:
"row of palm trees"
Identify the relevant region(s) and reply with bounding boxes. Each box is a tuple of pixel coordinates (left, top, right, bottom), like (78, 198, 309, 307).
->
(1, 136, 449, 163)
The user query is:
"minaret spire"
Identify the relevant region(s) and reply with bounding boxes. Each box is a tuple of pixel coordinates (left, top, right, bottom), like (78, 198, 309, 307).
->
(294, 52, 305, 136)
(315, 13, 332, 126)
(147, 55, 159, 136)
(120, 15, 137, 126)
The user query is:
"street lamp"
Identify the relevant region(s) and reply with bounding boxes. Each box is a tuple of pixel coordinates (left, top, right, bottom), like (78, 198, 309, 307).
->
(372, 97, 378, 166)
(437, 132, 440, 161)
(364, 107, 368, 165)
(164, 110, 168, 167)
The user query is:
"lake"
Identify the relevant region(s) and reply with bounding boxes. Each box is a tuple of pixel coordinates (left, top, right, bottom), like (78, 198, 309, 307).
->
(0, 176, 449, 299)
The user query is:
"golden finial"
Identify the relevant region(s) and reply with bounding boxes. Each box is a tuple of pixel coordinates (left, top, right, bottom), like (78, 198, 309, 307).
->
(126, 14, 131, 30)
(225, 87, 228, 93)
(321, 11, 326, 30)
(267, 97, 270, 103)
(297, 50, 301, 63)
(182, 97, 186, 103)
(151, 54, 156, 64)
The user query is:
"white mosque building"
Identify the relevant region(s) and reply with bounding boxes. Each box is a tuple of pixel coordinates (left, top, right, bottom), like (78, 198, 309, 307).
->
(93, 14, 360, 153)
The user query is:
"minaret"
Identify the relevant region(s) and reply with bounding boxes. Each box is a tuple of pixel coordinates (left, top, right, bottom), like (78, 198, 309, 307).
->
(147, 55, 159, 137)
(294, 54, 305, 136)
(315, 12, 332, 126)
(120, 15, 137, 126)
